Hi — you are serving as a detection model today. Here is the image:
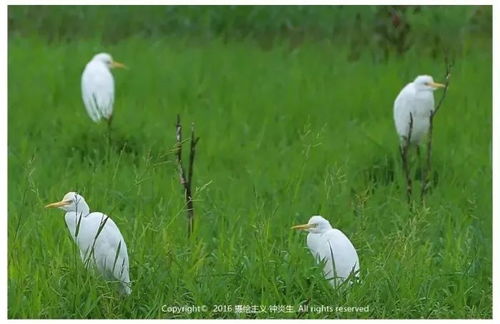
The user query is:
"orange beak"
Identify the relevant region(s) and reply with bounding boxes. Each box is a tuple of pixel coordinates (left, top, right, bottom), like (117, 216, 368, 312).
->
(291, 223, 315, 230)
(45, 200, 71, 208)
(429, 81, 445, 88)
(111, 61, 127, 69)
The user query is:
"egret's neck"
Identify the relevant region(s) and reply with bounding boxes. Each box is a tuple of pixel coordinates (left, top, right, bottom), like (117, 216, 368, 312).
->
(73, 198, 90, 216)
(64, 206, 90, 241)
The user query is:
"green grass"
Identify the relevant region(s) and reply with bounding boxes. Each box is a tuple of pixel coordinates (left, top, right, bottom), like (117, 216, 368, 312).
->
(8, 36, 492, 318)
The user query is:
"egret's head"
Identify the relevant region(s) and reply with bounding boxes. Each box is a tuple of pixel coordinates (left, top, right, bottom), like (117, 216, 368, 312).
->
(291, 215, 333, 234)
(413, 75, 445, 91)
(92, 53, 126, 69)
(45, 192, 89, 214)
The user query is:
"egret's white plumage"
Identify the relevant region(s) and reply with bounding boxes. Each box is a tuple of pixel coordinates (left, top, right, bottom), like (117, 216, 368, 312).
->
(81, 53, 125, 123)
(393, 75, 445, 144)
(45, 192, 131, 295)
(292, 215, 359, 287)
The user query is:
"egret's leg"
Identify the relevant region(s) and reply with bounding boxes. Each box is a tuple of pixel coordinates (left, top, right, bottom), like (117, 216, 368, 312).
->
(416, 144, 421, 177)
(401, 113, 414, 205)
(104, 115, 113, 162)
(416, 145, 424, 188)
(106, 114, 113, 132)
(400, 140, 412, 204)
(106, 114, 113, 145)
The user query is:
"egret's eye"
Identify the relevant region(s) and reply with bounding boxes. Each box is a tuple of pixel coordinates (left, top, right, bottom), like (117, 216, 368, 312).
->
(424, 82, 429, 86)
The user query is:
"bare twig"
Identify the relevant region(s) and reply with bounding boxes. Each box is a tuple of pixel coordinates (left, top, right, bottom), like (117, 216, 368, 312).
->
(175, 115, 186, 186)
(421, 56, 454, 201)
(433, 56, 454, 116)
(187, 123, 200, 235)
(400, 112, 413, 205)
(175, 114, 200, 237)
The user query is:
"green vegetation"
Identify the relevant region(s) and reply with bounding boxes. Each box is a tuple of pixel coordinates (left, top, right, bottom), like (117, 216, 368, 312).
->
(8, 6, 491, 319)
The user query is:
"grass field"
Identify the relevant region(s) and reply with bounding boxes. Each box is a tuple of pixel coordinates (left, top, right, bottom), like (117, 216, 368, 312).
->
(8, 29, 492, 318)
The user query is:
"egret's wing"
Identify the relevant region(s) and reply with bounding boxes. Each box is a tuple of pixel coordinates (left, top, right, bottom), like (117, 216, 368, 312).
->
(307, 229, 359, 284)
(80, 213, 130, 291)
(81, 62, 115, 122)
(326, 229, 359, 279)
(393, 84, 416, 139)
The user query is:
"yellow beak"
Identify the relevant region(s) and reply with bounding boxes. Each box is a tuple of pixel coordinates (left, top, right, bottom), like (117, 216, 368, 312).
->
(111, 61, 127, 69)
(429, 82, 445, 89)
(45, 200, 71, 208)
(291, 223, 314, 230)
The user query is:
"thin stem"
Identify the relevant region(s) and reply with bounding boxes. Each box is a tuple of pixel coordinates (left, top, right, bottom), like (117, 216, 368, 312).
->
(421, 57, 454, 201)
(175, 115, 200, 238)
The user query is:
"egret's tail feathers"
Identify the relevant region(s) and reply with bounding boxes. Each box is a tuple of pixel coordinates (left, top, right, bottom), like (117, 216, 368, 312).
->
(120, 282, 132, 295)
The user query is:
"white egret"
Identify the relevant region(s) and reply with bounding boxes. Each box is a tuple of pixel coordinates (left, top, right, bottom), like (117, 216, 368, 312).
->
(394, 75, 445, 144)
(81, 53, 126, 125)
(45, 192, 131, 295)
(292, 215, 359, 287)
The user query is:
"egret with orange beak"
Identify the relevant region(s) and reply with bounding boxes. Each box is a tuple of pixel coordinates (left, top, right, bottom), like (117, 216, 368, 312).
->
(81, 53, 126, 126)
(292, 215, 360, 287)
(394, 75, 445, 145)
(45, 192, 131, 295)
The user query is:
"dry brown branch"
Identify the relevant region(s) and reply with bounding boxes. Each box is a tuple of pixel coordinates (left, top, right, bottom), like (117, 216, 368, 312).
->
(421, 56, 454, 201)
(175, 114, 200, 237)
